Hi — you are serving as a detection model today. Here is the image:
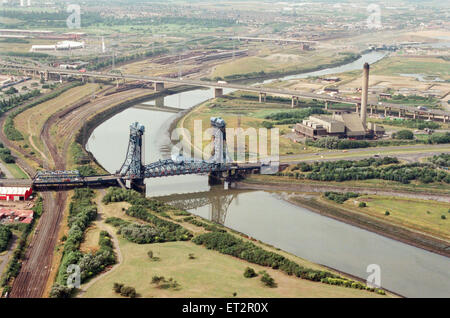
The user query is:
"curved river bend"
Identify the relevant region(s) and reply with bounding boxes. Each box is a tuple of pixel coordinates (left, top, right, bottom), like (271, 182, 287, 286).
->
(87, 52, 450, 298)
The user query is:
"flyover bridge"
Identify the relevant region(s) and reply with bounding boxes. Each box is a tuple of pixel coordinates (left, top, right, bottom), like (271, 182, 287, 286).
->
(2, 62, 449, 121)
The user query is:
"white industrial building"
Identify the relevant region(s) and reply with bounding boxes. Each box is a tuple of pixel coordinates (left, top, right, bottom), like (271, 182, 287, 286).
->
(30, 41, 85, 52)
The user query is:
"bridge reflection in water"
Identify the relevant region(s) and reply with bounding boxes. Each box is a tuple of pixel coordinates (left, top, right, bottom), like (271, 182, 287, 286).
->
(156, 188, 251, 225)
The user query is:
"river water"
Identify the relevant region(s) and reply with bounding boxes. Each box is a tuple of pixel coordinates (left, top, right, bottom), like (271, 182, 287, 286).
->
(86, 52, 450, 298)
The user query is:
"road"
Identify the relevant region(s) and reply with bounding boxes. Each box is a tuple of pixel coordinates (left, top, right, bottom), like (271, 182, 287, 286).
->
(279, 143, 450, 163)
(3, 62, 450, 118)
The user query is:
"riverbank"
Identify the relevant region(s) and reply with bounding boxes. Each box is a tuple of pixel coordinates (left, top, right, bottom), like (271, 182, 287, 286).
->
(234, 181, 450, 258)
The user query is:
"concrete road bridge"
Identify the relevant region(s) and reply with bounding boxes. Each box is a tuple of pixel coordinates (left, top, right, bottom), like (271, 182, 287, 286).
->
(2, 62, 449, 122)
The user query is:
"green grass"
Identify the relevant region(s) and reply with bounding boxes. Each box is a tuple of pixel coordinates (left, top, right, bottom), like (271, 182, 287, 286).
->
(1, 161, 28, 179)
(371, 56, 450, 79)
(343, 195, 450, 240)
(80, 239, 385, 298)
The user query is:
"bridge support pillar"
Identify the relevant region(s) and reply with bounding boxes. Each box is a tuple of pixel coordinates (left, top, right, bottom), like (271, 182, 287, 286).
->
(154, 82, 165, 92)
(356, 104, 359, 115)
(126, 178, 146, 193)
(209, 171, 224, 186)
(214, 88, 223, 98)
(325, 101, 328, 110)
(291, 96, 298, 108)
(413, 112, 417, 119)
(370, 106, 373, 115)
(258, 92, 266, 103)
(444, 115, 447, 123)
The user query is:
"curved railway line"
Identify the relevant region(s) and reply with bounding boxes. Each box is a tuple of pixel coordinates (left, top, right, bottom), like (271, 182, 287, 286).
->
(4, 85, 152, 297)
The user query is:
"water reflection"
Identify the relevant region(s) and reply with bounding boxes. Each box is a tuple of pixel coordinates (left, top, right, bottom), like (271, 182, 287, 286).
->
(157, 187, 246, 224)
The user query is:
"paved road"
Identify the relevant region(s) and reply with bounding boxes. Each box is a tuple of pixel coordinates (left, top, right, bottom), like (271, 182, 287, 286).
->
(279, 143, 450, 164)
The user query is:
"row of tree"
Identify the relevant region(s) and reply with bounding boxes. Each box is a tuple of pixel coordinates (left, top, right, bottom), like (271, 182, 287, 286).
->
(284, 158, 450, 184)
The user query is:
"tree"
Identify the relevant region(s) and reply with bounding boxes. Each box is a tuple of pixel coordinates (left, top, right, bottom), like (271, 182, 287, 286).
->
(49, 283, 73, 298)
(393, 130, 414, 140)
(260, 272, 276, 288)
(243, 267, 257, 278)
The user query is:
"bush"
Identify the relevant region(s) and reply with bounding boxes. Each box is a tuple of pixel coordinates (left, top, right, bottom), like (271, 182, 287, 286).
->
(49, 284, 73, 298)
(385, 211, 390, 216)
(324, 192, 359, 204)
(244, 267, 257, 278)
(260, 272, 276, 288)
(0, 225, 12, 252)
(359, 202, 367, 208)
(393, 129, 414, 140)
(121, 286, 136, 298)
(441, 215, 446, 220)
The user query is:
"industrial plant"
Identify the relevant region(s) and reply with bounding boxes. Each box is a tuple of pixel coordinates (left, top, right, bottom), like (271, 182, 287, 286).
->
(295, 63, 385, 139)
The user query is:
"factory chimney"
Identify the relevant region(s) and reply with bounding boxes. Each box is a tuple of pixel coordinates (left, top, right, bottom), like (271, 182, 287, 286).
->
(361, 62, 369, 130)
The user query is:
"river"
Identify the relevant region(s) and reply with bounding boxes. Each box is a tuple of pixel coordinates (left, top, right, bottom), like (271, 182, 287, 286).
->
(86, 52, 450, 298)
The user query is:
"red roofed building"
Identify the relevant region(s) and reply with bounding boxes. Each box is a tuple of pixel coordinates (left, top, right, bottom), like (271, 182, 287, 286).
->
(0, 187, 33, 201)
(0, 208, 34, 224)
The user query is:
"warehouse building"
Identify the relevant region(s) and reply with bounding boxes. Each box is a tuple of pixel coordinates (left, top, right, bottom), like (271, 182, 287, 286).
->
(295, 63, 385, 140)
(295, 112, 384, 139)
(0, 208, 34, 224)
(0, 187, 33, 201)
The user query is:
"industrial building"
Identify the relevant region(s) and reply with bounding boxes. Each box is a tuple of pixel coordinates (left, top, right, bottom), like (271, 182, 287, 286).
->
(30, 41, 85, 52)
(0, 187, 33, 201)
(295, 63, 385, 139)
(0, 208, 33, 224)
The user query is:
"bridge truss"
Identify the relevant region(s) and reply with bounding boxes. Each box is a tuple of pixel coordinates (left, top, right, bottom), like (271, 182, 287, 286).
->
(119, 117, 232, 180)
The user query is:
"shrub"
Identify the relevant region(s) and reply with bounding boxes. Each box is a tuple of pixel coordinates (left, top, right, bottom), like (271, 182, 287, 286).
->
(385, 211, 390, 216)
(0, 225, 12, 252)
(441, 215, 446, 220)
(358, 202, 367, 208)
(113, 282, 124, 293)
(260, 272, 276, 288)
(120, 286, 136, 298)
(244, 267, 257, 278)
(393, 129, 414, 140)
(49, 284, 73, 298)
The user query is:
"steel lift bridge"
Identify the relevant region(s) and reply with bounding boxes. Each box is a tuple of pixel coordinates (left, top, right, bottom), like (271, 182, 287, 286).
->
(118, 117, 233, 187)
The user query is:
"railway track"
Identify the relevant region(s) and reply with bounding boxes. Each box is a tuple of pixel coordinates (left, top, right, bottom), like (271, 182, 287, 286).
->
(8, 86, 151, 297)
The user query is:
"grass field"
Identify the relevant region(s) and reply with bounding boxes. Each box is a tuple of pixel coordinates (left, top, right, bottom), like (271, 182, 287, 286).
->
(4, 162, 28, 179)
(342, 195, 450, 240)
(371, 56, 450, 80)
(211, 48, 359, 80)
(79, 192, 387, 298)
(81, 239, 387, 298)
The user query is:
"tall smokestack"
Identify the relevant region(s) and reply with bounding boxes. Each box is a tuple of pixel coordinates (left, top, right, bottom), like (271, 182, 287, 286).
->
(361, 62, 369, 130)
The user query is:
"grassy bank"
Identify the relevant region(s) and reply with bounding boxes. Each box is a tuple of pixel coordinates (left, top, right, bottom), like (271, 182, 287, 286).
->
(79, 188, 388, 298)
